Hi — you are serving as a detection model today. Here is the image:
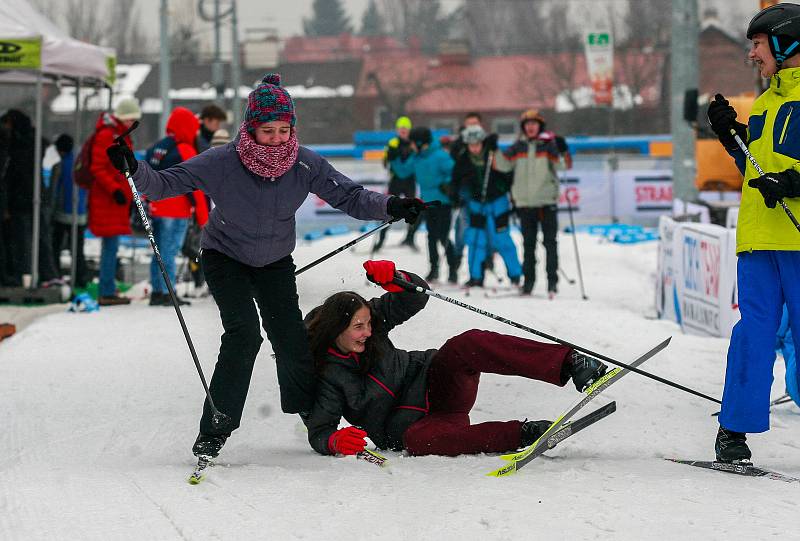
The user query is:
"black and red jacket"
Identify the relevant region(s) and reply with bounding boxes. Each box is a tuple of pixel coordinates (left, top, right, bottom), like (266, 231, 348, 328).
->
(305, 273, 434, 454)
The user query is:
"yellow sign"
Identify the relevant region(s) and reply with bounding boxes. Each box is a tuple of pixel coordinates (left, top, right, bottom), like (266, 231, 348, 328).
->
(0, 38, 42, 69)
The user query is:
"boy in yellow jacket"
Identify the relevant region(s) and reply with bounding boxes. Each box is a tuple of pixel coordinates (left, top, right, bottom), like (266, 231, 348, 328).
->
(708, 3, 800, 463)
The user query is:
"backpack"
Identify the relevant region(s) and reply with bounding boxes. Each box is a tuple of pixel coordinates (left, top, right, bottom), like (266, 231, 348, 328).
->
(72, 131, 98, 189)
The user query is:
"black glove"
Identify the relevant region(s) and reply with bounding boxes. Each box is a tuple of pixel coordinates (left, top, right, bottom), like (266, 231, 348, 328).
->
(555, 135, 569, 154)
(484, 133, 499, 152)
(106, 142, 138, 175)
(707, 94, 747, 151)
(748, 169, 800, 209)
(387, 196, 426, 224)
(112, 189, 127, 205)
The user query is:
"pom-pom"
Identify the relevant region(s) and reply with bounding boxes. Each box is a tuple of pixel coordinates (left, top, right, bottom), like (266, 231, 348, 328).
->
(262, 73, 281, 86)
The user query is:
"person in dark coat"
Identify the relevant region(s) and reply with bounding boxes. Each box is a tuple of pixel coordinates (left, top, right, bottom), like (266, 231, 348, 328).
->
(0, 109, 58, 286)
(105, 73, 426, 461)
(304, 260, 607, 457)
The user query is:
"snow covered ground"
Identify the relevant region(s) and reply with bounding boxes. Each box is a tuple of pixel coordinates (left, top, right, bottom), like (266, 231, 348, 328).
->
(1, 229, 797, 541)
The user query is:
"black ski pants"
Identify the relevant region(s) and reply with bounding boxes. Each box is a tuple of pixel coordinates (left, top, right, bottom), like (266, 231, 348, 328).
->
(517, 205, 559, 292)
(425, 204, 456, 273)
(199, 249, 315, 435)
(375, 176, 418, 249)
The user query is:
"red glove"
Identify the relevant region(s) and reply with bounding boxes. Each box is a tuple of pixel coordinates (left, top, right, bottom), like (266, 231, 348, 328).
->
(363, 260, 404, 292)
(328, 426, 367, 455)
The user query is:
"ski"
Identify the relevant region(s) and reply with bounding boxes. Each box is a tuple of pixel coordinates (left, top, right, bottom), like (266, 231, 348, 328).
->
(666, 459, 800, 484)
(487, 337, 671, 477)
(771, 393, 793, 407)
(188, 455, 212, 485)
(504, 401, 617, 466)
(356, 449, 390, 469)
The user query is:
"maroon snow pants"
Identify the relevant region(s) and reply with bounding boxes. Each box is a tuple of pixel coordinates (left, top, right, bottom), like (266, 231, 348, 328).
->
(402, 329, 571, 456)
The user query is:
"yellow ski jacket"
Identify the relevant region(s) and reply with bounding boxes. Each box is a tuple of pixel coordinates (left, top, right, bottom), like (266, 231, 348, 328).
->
(734, 66, 800, 253)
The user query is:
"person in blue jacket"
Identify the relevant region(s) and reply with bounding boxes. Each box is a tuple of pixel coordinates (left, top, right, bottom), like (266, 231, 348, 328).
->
(105, 73, 426, 461)
(50, 134, 89, 288)
(394, 126, 457, 282)
(776, 305, 800, 407)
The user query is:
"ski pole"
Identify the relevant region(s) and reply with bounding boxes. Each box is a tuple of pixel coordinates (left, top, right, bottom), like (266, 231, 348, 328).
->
(295, 200, 442, 277)
(392, 276, 720, 404)
(558, 267, 576, 285)
(297, 218, 400, 276)
(563, 186, 588, 299)
(730, 129, 800, 232)
(115, 124, 232, 431)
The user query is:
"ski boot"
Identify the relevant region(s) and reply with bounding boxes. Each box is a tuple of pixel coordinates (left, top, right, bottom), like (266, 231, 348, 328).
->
(425, 268, 439, 282)
(715, 426, 752, 463)
(520, 419, 553, 447)
(192, 433, 229, 458)
(565, 351, 608, 392)
(463, 278, 483, 288)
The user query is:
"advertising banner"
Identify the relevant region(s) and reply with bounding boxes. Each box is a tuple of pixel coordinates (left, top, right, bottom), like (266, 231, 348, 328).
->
(657, 221, 739, 337)
(0, 37, 41, 70)
(583, 31, 614, 106)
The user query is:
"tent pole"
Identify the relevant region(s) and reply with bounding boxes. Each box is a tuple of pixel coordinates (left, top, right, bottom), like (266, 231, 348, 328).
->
(70, 78, 82, 293)
(31, 71, 43, 289)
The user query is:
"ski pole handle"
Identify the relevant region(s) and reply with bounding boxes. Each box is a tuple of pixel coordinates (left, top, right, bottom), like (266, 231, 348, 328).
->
(730, 129, 800, 233)
(114, 120, 140, 145)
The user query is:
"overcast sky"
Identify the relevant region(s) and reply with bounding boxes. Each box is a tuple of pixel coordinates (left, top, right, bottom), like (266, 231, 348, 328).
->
(33, 0, 761, 53)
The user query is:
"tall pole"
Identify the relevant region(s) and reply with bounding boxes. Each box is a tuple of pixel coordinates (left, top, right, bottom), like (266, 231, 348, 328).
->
(230, 0, 241, 128)
(670, 0, 699, 204)
(160, 0, 172, 133)
(31, 72, 43, 289)
(71, 78, 82, 292)
(212, 0, 224, 98)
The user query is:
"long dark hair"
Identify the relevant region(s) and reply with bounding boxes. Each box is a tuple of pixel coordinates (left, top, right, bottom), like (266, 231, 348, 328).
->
(307, 291, 384, 374)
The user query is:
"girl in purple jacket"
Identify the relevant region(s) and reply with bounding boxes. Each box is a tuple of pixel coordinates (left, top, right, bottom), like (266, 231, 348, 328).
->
(106, 74, 425, 460)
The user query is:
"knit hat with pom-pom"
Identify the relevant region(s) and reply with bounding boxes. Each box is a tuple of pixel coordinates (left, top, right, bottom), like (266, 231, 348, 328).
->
(244, 73, 296, 133)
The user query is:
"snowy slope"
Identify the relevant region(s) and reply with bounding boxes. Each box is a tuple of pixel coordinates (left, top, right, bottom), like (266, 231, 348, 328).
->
(1, 230, 797, 541)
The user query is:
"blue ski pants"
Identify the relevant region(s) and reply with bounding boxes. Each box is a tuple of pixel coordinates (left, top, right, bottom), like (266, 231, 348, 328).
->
(463, 196, 521, 280)
(720, 251, 800, 433)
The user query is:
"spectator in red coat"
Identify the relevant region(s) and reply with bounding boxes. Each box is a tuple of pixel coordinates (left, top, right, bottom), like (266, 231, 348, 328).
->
(87, 99, 141, 305)
(144, 107, 209, 306)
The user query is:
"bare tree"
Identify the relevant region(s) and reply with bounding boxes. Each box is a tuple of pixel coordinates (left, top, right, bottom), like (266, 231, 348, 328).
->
(63, 0, 107, 45)
(378, 0, 455, 54)
(365, 60, 470, 125)
(106, 0, 151, 61)
(169, 0, 202, 63)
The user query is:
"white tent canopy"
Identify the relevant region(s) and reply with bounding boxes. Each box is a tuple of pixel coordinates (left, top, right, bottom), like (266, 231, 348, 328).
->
(0, 0, 115, 84)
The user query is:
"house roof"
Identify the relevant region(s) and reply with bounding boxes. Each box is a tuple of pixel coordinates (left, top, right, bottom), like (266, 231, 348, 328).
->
(358, 51, 666, 114)
(281, 34, 418, 63)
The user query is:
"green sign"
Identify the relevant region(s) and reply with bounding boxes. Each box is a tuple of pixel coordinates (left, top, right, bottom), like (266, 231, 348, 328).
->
(0, 38, 42, 69)
(105, 55, 117, 85)
(587, 33, 610, 46)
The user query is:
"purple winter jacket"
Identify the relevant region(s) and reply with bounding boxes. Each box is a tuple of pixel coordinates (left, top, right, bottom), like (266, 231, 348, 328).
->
(131, 142, 391, 267)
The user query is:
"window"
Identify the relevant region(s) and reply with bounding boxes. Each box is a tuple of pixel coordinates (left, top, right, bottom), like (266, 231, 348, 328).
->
(430, 118, 458, 133)
(492, 118, 517, 136)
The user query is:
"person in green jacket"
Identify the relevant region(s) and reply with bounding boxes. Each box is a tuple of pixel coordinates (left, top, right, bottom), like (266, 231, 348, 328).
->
(708, 3, 800, 463)
(494, 110, 567, 297)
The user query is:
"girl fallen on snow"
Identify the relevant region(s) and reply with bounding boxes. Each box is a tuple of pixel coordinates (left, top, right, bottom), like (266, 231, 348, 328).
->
(304, 260, 607, 457)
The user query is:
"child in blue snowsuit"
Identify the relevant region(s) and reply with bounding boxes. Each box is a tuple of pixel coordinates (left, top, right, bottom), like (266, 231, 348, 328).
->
(451, 125, 521, 288)
(777, 305, 799, 407)
(393, 127, 457, 282)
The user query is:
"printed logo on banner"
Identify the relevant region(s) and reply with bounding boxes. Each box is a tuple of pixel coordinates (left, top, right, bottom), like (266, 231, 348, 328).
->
(681, 229, 722, 335)
(635, 176, 672, 211)
(558, 177, 580, 212)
